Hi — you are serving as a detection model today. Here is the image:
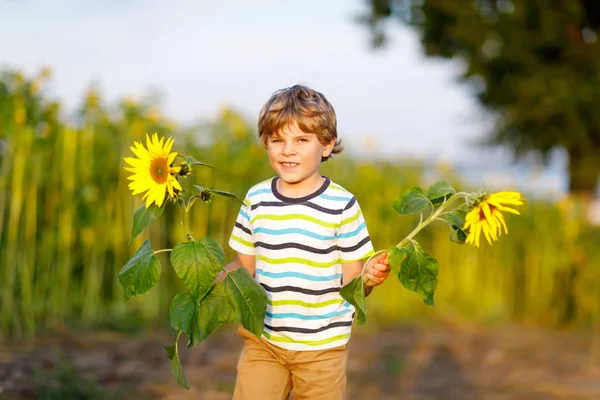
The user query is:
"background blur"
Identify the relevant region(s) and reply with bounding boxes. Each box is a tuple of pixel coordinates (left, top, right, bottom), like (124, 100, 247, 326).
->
(1, 1, 600, 399)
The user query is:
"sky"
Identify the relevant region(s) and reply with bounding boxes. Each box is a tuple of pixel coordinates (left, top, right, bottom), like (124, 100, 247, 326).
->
(0, 0, 568, 195)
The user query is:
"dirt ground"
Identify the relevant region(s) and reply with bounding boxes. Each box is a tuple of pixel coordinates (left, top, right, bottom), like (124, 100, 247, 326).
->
(1, 323, 600, 400)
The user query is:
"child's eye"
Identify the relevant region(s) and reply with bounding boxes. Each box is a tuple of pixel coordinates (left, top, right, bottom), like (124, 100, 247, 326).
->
(272, 139, 282, 143)
(298, 138, 308, 143)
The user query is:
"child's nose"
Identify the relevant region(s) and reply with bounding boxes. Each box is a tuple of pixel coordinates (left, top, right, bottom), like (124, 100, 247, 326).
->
(282, 142, 297, 155)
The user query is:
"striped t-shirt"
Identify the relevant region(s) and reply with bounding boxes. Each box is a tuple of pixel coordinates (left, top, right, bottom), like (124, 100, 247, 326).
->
(228, 176, 374, 351)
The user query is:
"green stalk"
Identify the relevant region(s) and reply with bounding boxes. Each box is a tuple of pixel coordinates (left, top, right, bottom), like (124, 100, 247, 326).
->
(360, 192, 470, 285)
(178, 198, 194, 242)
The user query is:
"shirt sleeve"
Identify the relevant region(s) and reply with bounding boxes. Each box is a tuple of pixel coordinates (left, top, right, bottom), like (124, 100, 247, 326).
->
(337, 197, 374, 263)
(228, 196, 255, 255)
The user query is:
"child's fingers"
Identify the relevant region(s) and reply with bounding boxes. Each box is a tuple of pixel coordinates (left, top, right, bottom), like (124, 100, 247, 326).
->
(371, 262, 390, 273)
(367, 266, 390, 279)
(365, 273, 385, 286)
(375, 252, 389, 264)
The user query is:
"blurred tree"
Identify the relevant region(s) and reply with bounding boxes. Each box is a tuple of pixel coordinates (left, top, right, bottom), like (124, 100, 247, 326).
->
(359, 0, 600, 197)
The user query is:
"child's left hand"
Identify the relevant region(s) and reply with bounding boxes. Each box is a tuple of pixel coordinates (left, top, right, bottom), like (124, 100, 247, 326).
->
(364, 252, 391, 287)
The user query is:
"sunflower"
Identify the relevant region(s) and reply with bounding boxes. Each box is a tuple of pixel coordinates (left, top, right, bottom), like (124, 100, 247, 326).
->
(124, 133, 182, 208)
(463, 191, 524, 247)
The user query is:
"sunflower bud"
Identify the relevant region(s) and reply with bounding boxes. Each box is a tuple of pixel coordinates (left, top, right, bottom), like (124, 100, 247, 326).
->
(178, 162, 191, 177)
(199, 188, 213, 203)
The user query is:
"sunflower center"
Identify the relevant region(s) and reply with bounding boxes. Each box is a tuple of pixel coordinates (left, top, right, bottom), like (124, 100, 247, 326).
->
(150, 157, 170, 184)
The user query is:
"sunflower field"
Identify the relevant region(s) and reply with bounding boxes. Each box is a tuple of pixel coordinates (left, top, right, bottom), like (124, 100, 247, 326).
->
(1, 68, 599, 343)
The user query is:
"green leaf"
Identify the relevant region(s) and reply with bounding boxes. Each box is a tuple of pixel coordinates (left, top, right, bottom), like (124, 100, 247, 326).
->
(225, 267, 267, 337)
(426, 181, 456, 206)
(186, 156, 216, 170)
(210, 189, 242, 203)
(398, 244, 438, 306)
(446, 210, 467, 244)
(449, 226, 468, 244)
(388, 246, 410, 276)
(446, 210, 466, 228)
(118, 240, 161, 301)
(392, 187, 430, 215)
(170, 238, 225, 298)
(169, 283, 232, 347)
(340, 277, 367, 325)
(129, 202, 165, 244)
(164, 334, 189, 390)
(193, 185, 242, 203)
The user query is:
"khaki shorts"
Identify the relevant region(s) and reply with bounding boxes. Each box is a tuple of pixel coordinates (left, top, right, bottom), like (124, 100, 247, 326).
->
(233, 326, 348, 400)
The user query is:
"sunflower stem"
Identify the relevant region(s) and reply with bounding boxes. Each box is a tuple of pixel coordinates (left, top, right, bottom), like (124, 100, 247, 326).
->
(178, 199, 194, 242)
(153, 249, 173, 255)
(396, 192, 470, 248)
(357, 192, 470, 289)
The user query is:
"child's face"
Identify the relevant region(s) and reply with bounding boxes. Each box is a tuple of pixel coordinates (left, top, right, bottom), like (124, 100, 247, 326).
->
(266, 122, 334, 193)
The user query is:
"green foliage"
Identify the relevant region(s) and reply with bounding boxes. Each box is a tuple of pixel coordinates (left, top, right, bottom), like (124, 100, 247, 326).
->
(130, 202, 165, 243)
(397, 243, 439, 306)
(360, 0, 600, 195)
(225, 268, 268, 337)
(343, 182, 455, 316)
(193, 185, 242, 203)
(170, 238, 225, 298)
(340, 276, 368, 324)
(164, 335, 189, 390)
(186, 156, 216, 170)
(169, 283, 232, 347)
(426, 180, 455, 206)
(392, 187, 430, 215)
(118, 240, 161, 301)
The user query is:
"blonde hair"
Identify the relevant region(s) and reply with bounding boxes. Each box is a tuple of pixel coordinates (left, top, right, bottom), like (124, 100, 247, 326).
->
(258, 84, 343, 161)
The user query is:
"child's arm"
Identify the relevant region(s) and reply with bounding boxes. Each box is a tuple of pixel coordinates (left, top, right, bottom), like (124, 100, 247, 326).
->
(342, 252, 390, 296)
(215, 252, 256, 283)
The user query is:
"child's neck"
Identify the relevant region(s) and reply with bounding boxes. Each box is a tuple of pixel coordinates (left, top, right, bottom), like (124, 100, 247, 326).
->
(276, 175, 325, 199)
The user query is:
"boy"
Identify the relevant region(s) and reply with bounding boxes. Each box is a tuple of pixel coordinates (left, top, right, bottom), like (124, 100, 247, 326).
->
(225, 84, 390, 400)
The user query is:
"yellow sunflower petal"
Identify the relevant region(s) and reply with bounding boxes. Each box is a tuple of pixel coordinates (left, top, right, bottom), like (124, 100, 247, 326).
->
(171, 176, 183, 191)
(472, 223, 482, 247)
(154, 184, 167, 207)
(130, 142, 151, 161)
(164, 137, 174, 154)
(494, 205, 521, 215)
(481, 203, 497, 233)
(167, 151, 178, 165)
(481, 222, 493, 245)
(494, 211, 508, 234)
(124, 157, 150, 168)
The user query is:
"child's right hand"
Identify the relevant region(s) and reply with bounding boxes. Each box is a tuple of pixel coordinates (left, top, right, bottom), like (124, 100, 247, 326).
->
(364, 252, 391, 287)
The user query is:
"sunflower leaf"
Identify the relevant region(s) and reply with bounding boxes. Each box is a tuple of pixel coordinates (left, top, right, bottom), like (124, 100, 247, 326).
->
(392, 187, 430, 215)
(169, 283, 233, 348)
(192, 186, 242, 203)
(397, 243, 438, 306)
(388, 246, 410, 276)
(426, 181, 456, 206)
(129, 202, 165, 244)
(118, 240, 161, 301)
(164, 334, 189, 390)
(225, 267, 267, 337)
(170, 238, 225, 298)
(449, 226, 468, 244)
(447, 210, 467, 227)
(186, 156, 217, 170)
(210, 189, 243, 203)
(340, 276, 367, 325)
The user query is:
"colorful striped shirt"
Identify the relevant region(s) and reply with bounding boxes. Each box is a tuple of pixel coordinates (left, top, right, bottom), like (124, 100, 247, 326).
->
(228, 176, 374, 351)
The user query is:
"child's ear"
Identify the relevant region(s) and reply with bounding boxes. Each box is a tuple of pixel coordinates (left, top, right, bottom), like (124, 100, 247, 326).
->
(323, 139, 336, 157)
